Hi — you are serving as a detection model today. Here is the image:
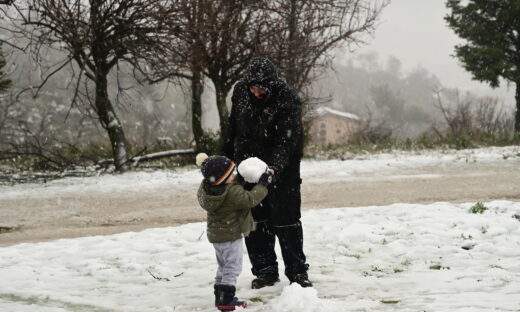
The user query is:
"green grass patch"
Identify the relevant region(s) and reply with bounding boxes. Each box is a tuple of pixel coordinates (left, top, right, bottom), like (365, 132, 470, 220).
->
(429, 264, 450, 270)
(489, 264, 504, 270)
(249, 297, 263, 303)
(381, 300, 400, 304)
(0, 226, 21, 233)
(469, 202, 488, 214)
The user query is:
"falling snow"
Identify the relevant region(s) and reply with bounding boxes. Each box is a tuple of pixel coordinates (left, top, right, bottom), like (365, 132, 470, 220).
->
(0, 201, 519, 311)
(1, 146, 520, 311)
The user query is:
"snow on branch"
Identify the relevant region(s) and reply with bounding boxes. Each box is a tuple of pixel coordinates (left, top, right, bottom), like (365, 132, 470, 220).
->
(130, 149, 195, 164)
(97, 148, 195, 167)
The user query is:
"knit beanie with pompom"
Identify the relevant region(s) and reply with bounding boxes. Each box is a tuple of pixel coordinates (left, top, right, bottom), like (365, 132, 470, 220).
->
(196, 153, 235, 185)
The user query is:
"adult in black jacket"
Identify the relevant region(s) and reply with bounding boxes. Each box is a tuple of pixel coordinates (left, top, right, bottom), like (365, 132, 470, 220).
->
(221, 57, 312, 288)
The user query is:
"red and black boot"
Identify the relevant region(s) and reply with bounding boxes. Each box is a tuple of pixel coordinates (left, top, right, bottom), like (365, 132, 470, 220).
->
(215, 285, 247, 311)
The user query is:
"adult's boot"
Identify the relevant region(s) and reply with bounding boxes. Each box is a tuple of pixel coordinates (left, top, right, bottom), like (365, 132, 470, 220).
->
(289, 273, 313, 288)
(251, 274, 280, 289)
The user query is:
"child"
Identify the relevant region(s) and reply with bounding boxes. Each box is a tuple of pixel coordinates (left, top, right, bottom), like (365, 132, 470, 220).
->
(196, 153, 272, 311)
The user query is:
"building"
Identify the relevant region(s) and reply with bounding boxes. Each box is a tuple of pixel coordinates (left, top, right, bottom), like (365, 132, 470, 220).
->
(310, 107, 361, 145)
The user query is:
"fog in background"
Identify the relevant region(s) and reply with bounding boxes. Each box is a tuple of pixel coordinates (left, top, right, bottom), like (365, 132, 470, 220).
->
(2, 0, 517, 149)
(350, 0, 515, 106)
(205, 0, 516, 134)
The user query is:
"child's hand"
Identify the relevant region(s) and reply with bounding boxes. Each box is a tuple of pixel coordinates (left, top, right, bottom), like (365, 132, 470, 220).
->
(236, 172, 245, 183)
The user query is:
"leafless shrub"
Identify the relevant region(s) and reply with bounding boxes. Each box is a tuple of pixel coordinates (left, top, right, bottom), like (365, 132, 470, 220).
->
(474, 96, 514, 136)
(433, 90, 514, 141)
(350, 107, 393, 144)
(353, 121, 393, 144)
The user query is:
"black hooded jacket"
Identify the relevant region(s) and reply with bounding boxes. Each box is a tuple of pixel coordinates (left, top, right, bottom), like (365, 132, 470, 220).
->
(221, 58, 304, 174)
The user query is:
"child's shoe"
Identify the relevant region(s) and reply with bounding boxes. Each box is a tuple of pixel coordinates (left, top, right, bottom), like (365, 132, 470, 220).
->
(216, 285, 247, 311)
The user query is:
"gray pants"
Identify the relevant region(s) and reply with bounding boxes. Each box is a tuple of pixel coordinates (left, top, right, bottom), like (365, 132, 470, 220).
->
(213, 238, 243, 286)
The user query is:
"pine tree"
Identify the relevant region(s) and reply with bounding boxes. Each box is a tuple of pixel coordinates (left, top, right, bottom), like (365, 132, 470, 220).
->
(446, 0, 520, 133)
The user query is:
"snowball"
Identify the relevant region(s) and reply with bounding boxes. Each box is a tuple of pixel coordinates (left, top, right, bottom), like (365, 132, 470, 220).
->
(238, 157, 267, 183)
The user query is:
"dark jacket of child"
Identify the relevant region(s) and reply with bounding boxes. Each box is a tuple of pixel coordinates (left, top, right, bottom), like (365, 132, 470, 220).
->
(197, 180, 268, 243)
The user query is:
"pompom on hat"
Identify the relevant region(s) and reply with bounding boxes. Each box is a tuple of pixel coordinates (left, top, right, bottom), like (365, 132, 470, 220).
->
(196, 153, 235, 185)
(196, 153, 209, 167)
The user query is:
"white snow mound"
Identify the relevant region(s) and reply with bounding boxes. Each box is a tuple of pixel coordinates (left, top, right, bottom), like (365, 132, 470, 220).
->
(266, 284, 344, 312)
(238, 157, 267, 183)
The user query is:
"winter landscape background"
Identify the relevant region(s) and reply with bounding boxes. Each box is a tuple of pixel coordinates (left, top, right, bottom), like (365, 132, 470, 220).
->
(0, 147, 520, 312)
(1, 146, 520, 311)
(1, 0, 518, 160)
(1, 0, 520, 311)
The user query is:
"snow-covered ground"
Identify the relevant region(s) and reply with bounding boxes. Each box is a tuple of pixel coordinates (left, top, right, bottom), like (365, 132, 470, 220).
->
(1, 146, 520, 311)
(1, 201, 519, 311)
(2, 145, 520, 199)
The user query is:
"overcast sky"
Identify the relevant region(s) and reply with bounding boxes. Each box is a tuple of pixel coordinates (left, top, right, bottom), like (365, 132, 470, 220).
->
(349, 0, 515, 107)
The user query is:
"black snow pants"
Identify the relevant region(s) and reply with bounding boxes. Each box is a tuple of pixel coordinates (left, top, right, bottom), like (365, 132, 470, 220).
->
(244, 161, 309, 279)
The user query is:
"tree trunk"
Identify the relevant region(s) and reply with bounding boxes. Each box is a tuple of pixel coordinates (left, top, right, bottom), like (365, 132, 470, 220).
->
(215, 85, 229, 139)
(95, 72, 130, 172)
(286, 0, 299, 88)
(516, 82, 520, 133)
(90, 2, 129, 172)
(191, 69, 205, 152)
(190, 0, 207, 153)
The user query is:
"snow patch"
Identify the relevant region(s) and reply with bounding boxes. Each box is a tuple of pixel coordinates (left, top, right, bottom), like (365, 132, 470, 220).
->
(107, 119, 119, 129)
(1, 201, 520, 311)
(1, 145, 519, 199)
(265, 284, 345, 311)
(315, 106, 360, 120)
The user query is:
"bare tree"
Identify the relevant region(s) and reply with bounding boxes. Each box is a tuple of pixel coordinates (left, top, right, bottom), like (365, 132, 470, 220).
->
(152, 0, 387, 151)
(178, 0, 206, 151)
(227, 0, 385, 146)
(195, 0, 387, 142)
(0, 42, 10, 93)
(199, 1, 270, 139)
(0, 41, 14, 139)
(158, 0, 269, 151)
(266, 0, 388, 97)
(0, 0, 184, 171)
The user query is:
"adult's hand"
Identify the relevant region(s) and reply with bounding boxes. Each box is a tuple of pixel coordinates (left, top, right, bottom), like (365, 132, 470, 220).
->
(258, 171, 274, 187)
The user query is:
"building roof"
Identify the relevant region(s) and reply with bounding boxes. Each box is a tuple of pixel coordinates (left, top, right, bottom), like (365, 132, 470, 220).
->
(315, 107, 360, 121)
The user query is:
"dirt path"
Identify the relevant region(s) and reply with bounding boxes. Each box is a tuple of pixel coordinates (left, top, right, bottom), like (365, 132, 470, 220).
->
(1, 160, 519, 247)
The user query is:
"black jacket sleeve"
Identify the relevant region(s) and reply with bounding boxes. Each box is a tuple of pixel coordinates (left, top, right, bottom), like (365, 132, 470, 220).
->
(270, 91, 303, 173)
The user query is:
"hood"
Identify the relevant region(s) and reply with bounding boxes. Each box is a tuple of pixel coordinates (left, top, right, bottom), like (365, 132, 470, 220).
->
(243, 57, 279, 87)
(197, 181, 229, 213)
(242, 58, 280, 104)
